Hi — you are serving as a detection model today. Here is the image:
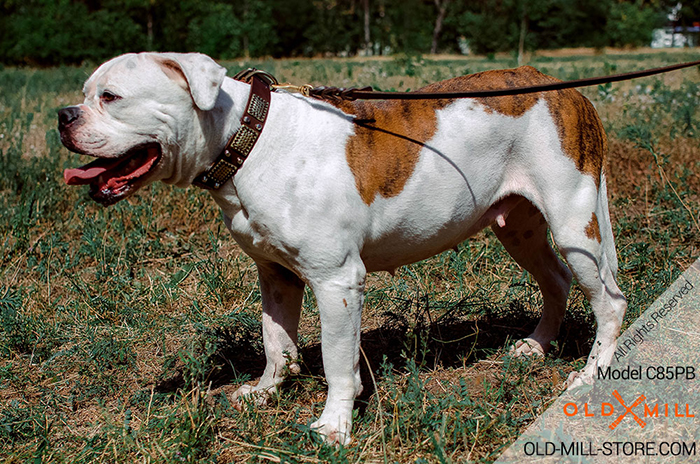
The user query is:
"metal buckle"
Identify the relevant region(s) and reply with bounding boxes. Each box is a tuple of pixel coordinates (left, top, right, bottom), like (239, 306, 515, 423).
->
(232, 68, 279, 86)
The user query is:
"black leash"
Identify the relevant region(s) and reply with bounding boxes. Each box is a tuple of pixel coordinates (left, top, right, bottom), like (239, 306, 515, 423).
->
(303, 58, 700, 102)
(193, 58, 699, 190)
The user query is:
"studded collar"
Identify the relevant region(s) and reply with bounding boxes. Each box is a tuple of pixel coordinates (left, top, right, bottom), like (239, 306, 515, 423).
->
(192, 69, 276, 190)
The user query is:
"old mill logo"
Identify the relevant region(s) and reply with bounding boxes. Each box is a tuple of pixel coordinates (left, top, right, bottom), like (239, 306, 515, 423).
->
(563, 390, 695, 430)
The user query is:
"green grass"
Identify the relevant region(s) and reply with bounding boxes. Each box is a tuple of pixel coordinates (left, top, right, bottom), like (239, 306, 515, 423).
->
(1, 49, 699, 462)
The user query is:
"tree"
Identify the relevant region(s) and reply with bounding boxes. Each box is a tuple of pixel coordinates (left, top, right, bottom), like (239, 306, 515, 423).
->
(605, 0, 666, 47)
(431, 0, 452, 53)
(456, 0, 666, 55)
(0, 0, 683, 65)
(363, 0, 371, 53)
(1, 0, 145, 65)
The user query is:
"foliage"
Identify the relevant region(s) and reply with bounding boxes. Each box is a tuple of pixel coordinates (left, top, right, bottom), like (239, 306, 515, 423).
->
(457, 0, 665, 55)
(0, 0, 679, 65)
(606, 0, 667, 48)
(1, 0, 146, 65)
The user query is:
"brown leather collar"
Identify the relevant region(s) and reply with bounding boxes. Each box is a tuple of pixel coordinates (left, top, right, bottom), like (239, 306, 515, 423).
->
(192, 69, 277, 190)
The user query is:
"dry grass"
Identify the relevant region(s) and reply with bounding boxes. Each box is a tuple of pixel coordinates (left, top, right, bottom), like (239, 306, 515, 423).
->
(0, 50, 699, 462)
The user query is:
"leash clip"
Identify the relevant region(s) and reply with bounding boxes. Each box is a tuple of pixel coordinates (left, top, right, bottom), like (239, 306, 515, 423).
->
(233, 68, 279, 86)
(271, 83, 314, 97)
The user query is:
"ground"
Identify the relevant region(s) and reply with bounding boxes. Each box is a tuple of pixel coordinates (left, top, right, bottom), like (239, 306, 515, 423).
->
(0, 49, 698, 462)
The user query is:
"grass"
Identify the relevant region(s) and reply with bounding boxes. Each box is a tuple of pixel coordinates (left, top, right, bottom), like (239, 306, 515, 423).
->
(1, 49, 699, 462)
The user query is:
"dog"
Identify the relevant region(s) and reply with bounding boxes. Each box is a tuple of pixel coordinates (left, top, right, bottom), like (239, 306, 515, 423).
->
(58, 52, 627, 445)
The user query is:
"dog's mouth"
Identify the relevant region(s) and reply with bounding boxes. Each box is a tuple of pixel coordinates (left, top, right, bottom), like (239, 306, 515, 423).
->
(63, 143, 162, 206)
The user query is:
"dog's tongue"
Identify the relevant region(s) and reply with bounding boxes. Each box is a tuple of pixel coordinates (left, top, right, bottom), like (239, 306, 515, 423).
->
(64, 157, 126, 185)
(63, 147, 159, 186)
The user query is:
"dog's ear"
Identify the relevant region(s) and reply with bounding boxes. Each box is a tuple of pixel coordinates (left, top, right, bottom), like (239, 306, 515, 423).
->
(156, 53, 227, 111)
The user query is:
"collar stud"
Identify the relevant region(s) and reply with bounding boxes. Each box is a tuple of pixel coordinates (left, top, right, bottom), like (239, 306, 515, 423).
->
(192, 70, 273, 190)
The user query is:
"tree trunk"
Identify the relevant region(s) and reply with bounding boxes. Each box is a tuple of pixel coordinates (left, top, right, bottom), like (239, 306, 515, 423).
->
(363, 0, 371, 55)
(147, 1, 154, 51)
(517, 3, 527, 65)
(431, 0, 450, 54)
(243, 0, 250, 58)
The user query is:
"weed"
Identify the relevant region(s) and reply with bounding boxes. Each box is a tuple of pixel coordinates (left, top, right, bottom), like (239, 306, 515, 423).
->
(0, 51, 698, 462)
(0, 287, 63, 361)
(86, 331, 136, 371)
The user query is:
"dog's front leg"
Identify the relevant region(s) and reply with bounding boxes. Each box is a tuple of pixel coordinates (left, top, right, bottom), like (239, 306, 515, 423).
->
(308, 260, 366, 445)
(232, 262, 304, 405)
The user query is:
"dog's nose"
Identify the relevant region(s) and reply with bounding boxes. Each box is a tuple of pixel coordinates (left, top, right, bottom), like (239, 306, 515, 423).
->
(58, 106, 82, 128)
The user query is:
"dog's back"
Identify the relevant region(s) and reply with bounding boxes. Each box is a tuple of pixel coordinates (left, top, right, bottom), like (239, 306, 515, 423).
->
(333, 66, 607, 208)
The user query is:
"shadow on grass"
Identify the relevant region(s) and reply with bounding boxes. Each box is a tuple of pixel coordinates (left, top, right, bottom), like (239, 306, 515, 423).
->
(155, 295, 596, 403)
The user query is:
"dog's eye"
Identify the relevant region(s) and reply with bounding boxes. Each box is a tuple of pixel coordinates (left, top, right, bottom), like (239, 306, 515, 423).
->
(100, 91, 120, 103)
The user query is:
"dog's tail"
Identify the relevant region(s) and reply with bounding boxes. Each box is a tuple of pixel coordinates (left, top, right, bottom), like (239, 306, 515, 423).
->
(596, 173, 618, 279)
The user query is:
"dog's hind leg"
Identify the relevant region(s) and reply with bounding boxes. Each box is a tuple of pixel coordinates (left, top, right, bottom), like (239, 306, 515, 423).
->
(544, 176, 627, 388)
(491, 197, 573, 356)
(232, 262, 304, 406)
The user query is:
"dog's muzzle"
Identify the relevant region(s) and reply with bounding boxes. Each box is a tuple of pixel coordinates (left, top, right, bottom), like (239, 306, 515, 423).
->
(57, 106, 85, 153)
(58, 106, 83, 129)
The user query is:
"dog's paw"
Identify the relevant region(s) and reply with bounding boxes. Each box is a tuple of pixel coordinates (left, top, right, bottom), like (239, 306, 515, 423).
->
(310, 412, 352, 446)
(231, 384, 271, 411)
(511, 338, 546, 357)
(565, 370, 594, 390)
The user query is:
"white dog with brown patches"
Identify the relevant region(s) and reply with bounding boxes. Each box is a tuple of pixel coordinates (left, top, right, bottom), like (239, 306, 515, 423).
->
(59, 52, 627, 444)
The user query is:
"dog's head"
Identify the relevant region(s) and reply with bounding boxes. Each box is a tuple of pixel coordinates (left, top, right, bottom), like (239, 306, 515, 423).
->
(59, 52, 227, 206)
